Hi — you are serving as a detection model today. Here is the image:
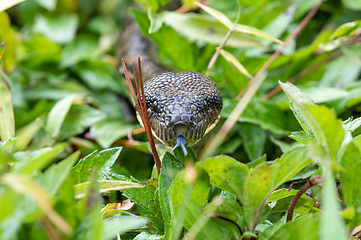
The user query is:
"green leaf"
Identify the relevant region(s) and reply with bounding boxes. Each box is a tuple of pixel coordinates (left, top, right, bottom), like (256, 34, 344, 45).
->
(147, 8, 165, 33)
(74, 170, 103, 239)
(13, 143, 68, 175)
(340, 142, 361, 227)
(103, 215, 148, 240)
(90, 119, 136, 148)
(38, 151, 80, 196)
(184, 197, 237, 240)
(343, 117, 361, 132)
(330, 20, 361, 40)
(118, 175, 164, 232)
(242, 162, 271, 230)
(71, 147, 122, 184)
(262, 214, 319, 240)
(305, 86, 350, 104)
(342, 0, 361, 10)
(0, 0, 25, 12)
(0, 138, 16, 151)
(280, 82, 345, 163)
(35, 0, 57, 11)
(59, 35, 100, 68)
(320, 54, 361, 87)
(169, 168, 232, 240)
(132, 9, 200, 72)
(0, 73, 14, 146)
(74, 180, 144, 199)
(45, 94, 76, 138)
(196, 2, 283, 44)
(267, 189, 300, 203)
(0, 12, 15, 70)
(59, 104, 106, 140)
(198, 155, 248, 198)
(162, 12, 263, 48)
(134, 232, 166, 240)
(219, 49, 252, 79)
(74, 60, 122, 92)
(101, 200, 135, 219)
(158, 152, 184, 237)
(320, 168, 348, 240)
(240, 123, 266, 160)
(13, 118, 43, 151)
(33, 14, 79, 44)
(1, 174, 72, 235)
(270, 146, 313, 189)
(222, 97, 289, 135)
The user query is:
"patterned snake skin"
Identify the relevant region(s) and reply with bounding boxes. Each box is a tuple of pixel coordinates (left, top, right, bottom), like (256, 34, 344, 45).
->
(119, 23, 222, 153)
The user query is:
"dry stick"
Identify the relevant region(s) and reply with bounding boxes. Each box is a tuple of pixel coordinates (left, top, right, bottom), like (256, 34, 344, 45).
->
(264, 50, 342, 99)
(200, 0, 324, 158)
(121, 58, 161, 175)
(286, 176, 322, 222)
(137, 57, 161, 175)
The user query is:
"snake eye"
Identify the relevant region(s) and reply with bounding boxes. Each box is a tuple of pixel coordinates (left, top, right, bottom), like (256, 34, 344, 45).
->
(145, 95, 159, 113)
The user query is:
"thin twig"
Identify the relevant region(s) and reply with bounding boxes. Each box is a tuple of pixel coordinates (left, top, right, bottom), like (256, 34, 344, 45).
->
(137, 57, 161, 174)
(235, 0, 324, 100)
(203, 0, 241, 76)
(200, 0, 324, 158)
(121, 58, 161, 175)
(264, 50, 342, 99)
(286, 176, 322, 222)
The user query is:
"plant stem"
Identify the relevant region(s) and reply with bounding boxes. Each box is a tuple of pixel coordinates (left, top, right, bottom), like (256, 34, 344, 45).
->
(286, 176, 322, 222)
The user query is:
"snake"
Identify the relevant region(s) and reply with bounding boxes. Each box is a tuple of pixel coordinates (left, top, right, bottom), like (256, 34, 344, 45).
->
(119, 22, 223, 155)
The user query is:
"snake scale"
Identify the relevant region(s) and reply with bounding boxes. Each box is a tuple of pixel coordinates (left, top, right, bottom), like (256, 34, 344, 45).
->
(119, 21, 223, 155)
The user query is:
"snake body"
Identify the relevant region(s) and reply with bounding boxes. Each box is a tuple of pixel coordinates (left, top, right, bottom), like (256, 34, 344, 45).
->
(119, 23, 222, 153)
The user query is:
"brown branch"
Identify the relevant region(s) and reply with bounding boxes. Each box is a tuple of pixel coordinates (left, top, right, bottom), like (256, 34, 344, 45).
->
(286, 176, 322, 222)
(264, 50, 342, 99)
(121, 58, 161, 175)
(137, 57, 161, 174)
(202, 0, 241, 76)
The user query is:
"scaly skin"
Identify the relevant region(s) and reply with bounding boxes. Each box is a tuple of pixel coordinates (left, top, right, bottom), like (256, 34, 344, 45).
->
(119, 23, 223, 149)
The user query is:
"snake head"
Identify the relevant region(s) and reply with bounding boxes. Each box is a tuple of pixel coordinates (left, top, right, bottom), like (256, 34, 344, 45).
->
(141, 71, 222, 149)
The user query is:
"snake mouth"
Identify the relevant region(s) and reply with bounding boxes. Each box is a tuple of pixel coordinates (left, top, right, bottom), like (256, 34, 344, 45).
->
(172, 122, 190, 137)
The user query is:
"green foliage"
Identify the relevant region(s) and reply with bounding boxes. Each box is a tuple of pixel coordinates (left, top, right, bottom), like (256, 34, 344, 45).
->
(0, 0, 361, 239)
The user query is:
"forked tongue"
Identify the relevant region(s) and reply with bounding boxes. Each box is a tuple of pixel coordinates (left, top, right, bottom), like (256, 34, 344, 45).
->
(172, 135, 188, 156)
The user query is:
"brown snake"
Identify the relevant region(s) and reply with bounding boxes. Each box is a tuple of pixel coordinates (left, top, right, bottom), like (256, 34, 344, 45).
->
(119, 22, 222, 155)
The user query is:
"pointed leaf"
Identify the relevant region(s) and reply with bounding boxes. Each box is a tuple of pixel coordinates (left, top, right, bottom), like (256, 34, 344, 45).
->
(242, 162, 271, 230)
(158, 152, 184, 237)
(220, 49, 253, 79)
(46, 94, 76, 138)
(74, 180, 143, 199)
(340, 142, 361, 227)
(198, 155, 248, 198)
(270, 146, 313, 189)
(0, 73, 14, 146)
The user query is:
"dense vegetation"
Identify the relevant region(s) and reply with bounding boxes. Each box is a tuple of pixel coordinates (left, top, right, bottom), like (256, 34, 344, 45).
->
(1, 0, 361, 239)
